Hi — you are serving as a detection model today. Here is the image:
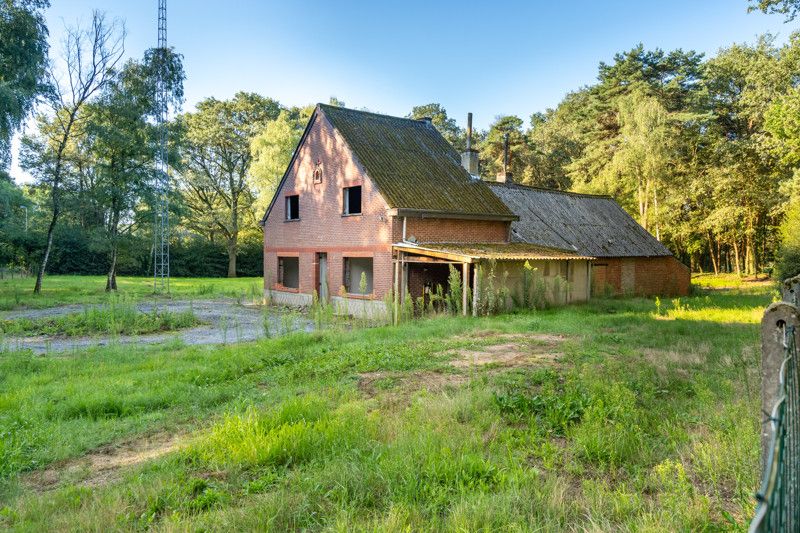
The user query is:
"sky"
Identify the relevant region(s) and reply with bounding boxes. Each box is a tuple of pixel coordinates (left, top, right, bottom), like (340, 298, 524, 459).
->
(10, 0, 796, 182)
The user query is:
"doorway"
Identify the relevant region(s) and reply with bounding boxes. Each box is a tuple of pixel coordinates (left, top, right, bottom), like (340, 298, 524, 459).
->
(317, 252, 328, 301)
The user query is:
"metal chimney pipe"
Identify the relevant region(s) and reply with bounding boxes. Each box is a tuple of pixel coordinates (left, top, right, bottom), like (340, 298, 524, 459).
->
(466, 112, 473, 151)
(503, 133, 509, 175)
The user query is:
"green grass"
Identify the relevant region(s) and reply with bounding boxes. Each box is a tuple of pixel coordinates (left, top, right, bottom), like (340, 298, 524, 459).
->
(0, 300, 200, 337)
(0, 275, 264, 311)
(0, 275, 772, 531)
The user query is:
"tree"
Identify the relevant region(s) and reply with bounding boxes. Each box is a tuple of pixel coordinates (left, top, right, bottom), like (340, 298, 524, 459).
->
(179, 92, 280, 277)
(22, 11, 124, 293)
(0, 0, 50, 175)
(85, 48, 184, 290)
(482, 115, 527, 178)
(702, 34, 798, 275)
(749, 0, 800, 20)
(598, 92, 675, 237)
(407, 103, 465, 150)
(250, 106, 310, 215)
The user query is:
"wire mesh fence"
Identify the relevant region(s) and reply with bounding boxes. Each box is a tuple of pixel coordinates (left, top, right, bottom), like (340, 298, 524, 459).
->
(750, 322, 799, 533)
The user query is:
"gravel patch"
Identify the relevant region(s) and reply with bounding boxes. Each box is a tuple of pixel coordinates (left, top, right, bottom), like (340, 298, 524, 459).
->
(0, 299, 314, 354)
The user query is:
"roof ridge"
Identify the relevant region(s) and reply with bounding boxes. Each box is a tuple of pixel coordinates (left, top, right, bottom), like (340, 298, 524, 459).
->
(318, 103, 430, 126)
(487, 181, 613, 200)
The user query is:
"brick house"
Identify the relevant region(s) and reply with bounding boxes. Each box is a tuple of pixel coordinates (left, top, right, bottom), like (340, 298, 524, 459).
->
(260, 104, 689, 316)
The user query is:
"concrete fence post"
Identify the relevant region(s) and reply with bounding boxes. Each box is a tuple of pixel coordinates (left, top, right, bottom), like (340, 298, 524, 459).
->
(782, 274, 800, 306)
(760, 301, 800, 469)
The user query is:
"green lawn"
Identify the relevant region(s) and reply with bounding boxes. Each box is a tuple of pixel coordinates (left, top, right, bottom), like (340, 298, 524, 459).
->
(0, 276, 777, 531)
(0, 275, 264, 311)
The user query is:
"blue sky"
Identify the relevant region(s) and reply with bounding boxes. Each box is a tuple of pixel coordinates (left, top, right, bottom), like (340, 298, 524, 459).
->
(10, 0, 795, 181)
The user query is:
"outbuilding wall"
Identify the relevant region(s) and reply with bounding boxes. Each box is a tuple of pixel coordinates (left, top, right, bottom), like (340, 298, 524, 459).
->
(489, 259, 591, 306)
(393, 217, 509, 244)
(591, 256, 690, 297)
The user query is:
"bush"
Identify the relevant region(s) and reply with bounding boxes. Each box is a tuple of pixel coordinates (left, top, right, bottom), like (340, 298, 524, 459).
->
(774, 245, 800, 280)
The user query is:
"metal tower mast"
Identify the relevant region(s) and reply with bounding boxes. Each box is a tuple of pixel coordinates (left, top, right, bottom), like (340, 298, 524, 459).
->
(153, 0, 170, 292)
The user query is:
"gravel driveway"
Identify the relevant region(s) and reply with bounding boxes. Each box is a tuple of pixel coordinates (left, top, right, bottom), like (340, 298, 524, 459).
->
(0, 299, 314, 355)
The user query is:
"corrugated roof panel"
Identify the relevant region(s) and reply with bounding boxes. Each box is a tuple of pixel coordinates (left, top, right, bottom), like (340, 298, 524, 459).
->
(487, 183, 672, 258)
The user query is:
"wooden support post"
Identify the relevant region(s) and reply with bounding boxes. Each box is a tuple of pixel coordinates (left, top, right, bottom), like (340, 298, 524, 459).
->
(393, 255, 400, 325)
(783, 274, 800, 306)
(462, 262, 469, 316)
(472, 262, 480, 317)
(400, 253, 407, 307)
(760, 301, 800, 469)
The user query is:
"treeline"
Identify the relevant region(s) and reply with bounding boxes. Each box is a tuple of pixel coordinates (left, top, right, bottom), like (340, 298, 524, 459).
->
(1, 1, 799, 292)
(409, 36, 800, 278)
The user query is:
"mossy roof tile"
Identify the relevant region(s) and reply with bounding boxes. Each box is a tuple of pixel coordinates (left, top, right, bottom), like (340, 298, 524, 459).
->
(319, 104, 516, 219)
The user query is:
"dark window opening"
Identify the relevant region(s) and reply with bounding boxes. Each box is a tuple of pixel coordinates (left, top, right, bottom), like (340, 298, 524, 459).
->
(278, 256, 299, 288)
(285, 195, 299, 220)
(313, 167, 322, 183)
(343, 257, 373, 295)
(343, 186, 362, 215)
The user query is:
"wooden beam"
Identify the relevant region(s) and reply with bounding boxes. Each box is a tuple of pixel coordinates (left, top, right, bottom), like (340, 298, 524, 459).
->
(392, 245, 474, 264)
(472, 262, 480, 317)
(393, 257, 400, 325)
(462, 262, 469, 316)
(401, 258, 463, 264)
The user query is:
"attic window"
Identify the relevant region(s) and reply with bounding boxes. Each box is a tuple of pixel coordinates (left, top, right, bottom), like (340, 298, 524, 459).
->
(343, 186, 362, 215)
(285, 195, 299, 221)
(313, 165, 322, 184)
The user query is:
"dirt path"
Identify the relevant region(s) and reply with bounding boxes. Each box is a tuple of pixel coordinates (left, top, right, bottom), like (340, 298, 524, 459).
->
(24, 432, 187, 491)
(0, 299, 314, 354)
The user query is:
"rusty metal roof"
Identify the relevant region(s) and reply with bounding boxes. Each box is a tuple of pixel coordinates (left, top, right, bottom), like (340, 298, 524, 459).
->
(393, 242, 594, 263)
(487, 182, 673, 258)
(319, 104, 517, 220)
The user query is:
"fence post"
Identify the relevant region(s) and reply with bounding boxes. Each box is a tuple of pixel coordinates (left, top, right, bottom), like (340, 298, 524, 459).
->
(760, 302, 800, 469)
(783, 274, 800, 306)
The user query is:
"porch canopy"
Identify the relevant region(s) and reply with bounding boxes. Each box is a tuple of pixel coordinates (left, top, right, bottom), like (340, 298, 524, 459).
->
(392, 242, 594, 263)
(391, 242, 594, 319)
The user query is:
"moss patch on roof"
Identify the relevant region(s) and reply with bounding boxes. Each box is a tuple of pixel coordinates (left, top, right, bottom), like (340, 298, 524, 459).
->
(319, 104, 516, 219)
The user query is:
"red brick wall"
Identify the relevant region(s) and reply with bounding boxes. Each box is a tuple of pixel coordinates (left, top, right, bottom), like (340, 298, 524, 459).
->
(262, 109, 514, 302)
(591, 256, 690, 297)
(393, 217, 509, 244)
(262, 111, 396, 299)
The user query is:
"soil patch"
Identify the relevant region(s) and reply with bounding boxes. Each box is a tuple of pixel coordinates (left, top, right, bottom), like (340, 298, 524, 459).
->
(448, 333, 565, 368)
(24, 432, 186, 492)
(358, 370, 470, 398)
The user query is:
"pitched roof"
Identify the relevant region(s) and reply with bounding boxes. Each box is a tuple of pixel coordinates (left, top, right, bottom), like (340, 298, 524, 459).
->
(487, 182, 672, 258)
(318, 104, 516, 220)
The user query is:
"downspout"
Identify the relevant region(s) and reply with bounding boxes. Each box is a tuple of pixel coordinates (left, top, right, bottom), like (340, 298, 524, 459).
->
(402, 216, 407, 241)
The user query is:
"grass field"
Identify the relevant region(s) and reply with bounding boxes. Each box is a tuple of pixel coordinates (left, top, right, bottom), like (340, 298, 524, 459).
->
(0, 275, 777, 531)
(0, 275, 264, 311)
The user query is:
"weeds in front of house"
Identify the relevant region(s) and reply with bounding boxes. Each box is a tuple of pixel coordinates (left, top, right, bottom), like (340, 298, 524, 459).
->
(0, 298, 200, 338)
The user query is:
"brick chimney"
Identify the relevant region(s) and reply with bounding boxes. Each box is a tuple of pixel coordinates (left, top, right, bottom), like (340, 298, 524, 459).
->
(496, 132, 513, 183)
(461, 112, 480, 179)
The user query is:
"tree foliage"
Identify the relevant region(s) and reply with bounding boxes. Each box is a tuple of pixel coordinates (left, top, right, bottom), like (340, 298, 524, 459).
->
(178, 92, 280, 277)
(0, 0, 50, 173)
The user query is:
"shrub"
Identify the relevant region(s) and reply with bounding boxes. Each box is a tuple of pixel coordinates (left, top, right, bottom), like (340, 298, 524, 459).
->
(446, 265, 463, 316)
(774, 245, 800, 280)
